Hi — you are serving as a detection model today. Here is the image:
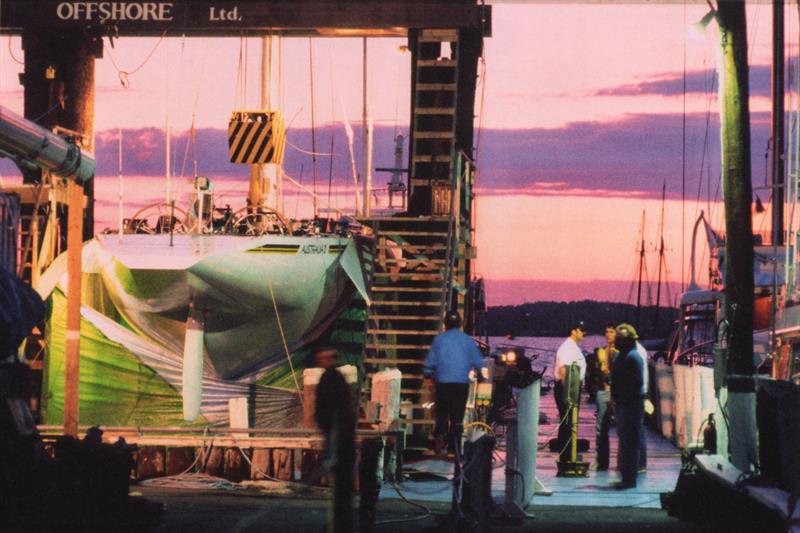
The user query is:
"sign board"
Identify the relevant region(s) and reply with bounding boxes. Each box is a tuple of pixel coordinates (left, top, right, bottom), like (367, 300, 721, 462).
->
(0, 1, 491, 37)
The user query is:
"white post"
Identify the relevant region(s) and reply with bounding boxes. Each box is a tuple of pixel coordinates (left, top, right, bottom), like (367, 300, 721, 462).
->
(118, 127, 123, 240)
(182, 307, 204, 422)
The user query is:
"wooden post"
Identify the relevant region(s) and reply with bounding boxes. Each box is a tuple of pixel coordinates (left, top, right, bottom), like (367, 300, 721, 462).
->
(717, 2, 757, 471)
(21, 30, 98, 238)
(64, 180, 84, 437)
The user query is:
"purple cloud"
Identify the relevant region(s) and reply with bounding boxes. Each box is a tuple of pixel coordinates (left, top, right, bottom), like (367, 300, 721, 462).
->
(0, 111, 775, 201)
(594, 63, 772, 97)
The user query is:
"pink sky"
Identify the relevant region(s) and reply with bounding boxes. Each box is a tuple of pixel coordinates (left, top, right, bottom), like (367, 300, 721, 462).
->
(0, 3, 790, 305)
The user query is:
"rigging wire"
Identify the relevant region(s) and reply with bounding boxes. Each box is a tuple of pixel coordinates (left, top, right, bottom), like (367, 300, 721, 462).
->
(328, 43, 337, 213)
(285, 139, 336, 157)
(681, 1, 687, 293)
(309, 37, 319, 217)
(180, 40, 210, 180)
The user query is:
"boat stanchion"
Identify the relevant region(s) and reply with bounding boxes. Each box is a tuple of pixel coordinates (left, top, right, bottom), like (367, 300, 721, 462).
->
(182, 305, 205, 421)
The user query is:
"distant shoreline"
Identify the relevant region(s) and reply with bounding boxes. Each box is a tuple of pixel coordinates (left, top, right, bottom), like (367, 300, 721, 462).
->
(484, 299, 677, 338)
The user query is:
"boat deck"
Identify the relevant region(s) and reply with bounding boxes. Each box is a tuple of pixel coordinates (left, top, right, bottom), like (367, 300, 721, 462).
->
(385, 383, 683, 509)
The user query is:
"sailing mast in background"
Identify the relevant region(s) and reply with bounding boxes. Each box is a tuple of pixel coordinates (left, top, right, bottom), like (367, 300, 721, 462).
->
(248, 35, 281, 212)
(653, 182, 670, 334)
(634, 209, 647, 332)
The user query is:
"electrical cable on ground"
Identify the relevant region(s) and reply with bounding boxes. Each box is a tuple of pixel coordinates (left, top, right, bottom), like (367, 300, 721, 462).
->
(374, 482, 432, 525)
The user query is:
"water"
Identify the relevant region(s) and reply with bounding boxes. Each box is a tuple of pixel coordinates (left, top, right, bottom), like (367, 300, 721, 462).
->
(485, 335, 604, 381)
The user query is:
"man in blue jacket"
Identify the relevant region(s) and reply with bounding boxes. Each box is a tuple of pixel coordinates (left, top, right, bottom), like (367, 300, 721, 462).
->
(423, 311, 486, 454)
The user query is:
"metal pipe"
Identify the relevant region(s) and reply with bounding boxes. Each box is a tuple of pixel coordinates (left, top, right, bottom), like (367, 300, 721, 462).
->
(0, 104, 95, 183)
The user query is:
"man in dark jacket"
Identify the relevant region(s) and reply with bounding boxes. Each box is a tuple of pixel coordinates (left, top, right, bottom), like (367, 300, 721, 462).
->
(610, 323, 644, 489)
(313, 346, 355, 533)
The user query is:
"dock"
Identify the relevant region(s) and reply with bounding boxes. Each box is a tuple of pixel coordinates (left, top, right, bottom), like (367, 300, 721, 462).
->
(389, 381, 683, 509)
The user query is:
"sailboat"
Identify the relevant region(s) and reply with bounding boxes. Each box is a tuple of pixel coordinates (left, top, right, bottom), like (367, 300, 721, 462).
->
(37, 36, 373, 428)
(660, 5, 800, 527)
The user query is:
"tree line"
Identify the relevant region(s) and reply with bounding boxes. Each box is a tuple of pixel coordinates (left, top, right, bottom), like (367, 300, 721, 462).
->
(484, 300, 678, 339)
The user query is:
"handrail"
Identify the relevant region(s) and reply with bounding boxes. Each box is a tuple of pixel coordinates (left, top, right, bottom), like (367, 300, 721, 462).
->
(670, 338, 717, 365)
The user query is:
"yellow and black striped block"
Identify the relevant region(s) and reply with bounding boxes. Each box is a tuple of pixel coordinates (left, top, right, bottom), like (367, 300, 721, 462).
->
(228, 110, 286, 165)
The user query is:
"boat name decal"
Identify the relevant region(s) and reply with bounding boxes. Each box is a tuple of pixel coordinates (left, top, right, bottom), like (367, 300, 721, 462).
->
(56, 2, 175, 21)
(301, 244, 327, 255)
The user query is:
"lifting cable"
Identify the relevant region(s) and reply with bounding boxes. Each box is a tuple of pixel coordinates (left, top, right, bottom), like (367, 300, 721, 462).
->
(267, 278, 305, 408)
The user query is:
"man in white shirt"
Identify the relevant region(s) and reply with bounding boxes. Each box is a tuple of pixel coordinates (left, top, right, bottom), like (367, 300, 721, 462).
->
(554, 321, 587, 461)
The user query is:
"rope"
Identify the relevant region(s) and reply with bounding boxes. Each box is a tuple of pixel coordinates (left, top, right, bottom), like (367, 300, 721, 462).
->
(286, 139, 337, 157)
(233, 443, 286, 483)
(267, 278, 304, 407)
(141, 472, 245, 491)
(106, 31, 167, 88)
(7, 36, 23, 65)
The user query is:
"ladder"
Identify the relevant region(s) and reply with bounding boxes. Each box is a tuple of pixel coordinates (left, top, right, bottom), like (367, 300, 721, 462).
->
(409, 28, 460, 216)
(362, 215, 453, 431)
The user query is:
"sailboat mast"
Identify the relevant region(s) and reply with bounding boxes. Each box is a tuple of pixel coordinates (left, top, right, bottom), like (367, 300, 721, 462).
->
(654, 183, 666, 333)
(362, 37, 371, 217)
(771, 0, 785, 246)
(635, 209, 646, 331)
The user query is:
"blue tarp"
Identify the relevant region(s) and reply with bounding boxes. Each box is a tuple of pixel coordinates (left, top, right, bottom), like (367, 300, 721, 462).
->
(0, 266, 44, 360)
(0, 193, 20, 274)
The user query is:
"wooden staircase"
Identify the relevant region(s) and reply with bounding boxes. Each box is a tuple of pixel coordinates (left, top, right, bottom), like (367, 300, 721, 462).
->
(358, 28, 483, 436)
(362, 215, 453, 430)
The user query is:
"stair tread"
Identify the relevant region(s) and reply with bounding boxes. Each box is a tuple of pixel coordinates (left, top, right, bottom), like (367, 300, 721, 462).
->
(413, 155, 452, 162)
(366, 344, 432, 350)
(360, 216, 450, 223)
(381, 230, 448, 236)
(369, 300, 441, 306)
(410, 179, 451, 187)
(367, 372, 426, 379)
(368, 315, 439, 320)
(415, 107, 456, 115)
(417, 59, 457, 67)
(419, 29, 459, 42)
(367, 329, 439, 335)
(414, 131, 455, 139)
(364, 358, 426, 365)
(373, 273, 443, 280)
(416, 83, 457, 91)
(371, 287, 442, 292)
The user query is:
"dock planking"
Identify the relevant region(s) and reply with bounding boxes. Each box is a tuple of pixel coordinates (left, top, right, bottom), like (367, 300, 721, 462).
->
(384, 381, 683, 509)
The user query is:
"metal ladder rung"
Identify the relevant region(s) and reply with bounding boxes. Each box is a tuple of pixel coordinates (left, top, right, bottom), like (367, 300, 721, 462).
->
(417, 59, 457, 67)
(415, 83, 457, 92)
(367, 329, 439, 335)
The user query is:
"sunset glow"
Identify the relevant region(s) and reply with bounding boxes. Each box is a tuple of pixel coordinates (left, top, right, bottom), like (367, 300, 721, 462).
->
(0, 3, 794, 305)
